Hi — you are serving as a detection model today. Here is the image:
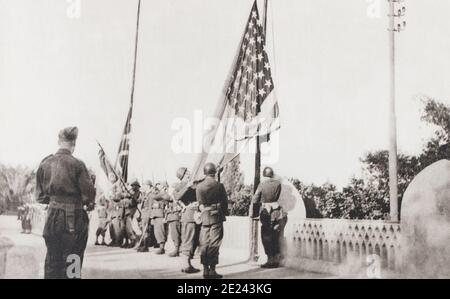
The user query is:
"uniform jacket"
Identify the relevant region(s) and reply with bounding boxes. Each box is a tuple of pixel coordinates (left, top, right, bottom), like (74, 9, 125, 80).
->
(251, 178, 283, 219)
(35, 148, 95, 234)
(150, 191, 169, 219)
(172, 181, 198, 223)
(35, 149, 96, 206)
(196, 176, 228, 226)
(165, 200, 182, 222)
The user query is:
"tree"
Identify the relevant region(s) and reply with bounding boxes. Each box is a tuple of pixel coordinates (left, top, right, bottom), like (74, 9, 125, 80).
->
(221, 156, 245, 214)
(0, 164, 35, 212)
(290, 97, 449, 220)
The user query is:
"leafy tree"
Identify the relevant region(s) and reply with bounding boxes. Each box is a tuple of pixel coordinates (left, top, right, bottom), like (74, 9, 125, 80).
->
(290, 97, 449, 220)
(0, 164, 35, 212)
(221, 156, 245, 215)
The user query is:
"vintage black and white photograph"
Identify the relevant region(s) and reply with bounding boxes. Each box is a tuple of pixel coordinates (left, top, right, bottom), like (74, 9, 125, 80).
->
(0, 0, 449, 281)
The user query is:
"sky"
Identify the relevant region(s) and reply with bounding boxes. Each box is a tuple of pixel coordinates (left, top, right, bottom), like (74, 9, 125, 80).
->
(1, 0, 450, 189)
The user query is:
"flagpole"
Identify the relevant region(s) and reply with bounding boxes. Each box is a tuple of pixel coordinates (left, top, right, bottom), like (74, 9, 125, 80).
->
(130, 0, 141, 108)
(249, 0, 269, 263)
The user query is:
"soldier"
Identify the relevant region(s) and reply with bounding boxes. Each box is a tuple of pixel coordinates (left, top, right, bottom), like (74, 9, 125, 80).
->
(150, 183, 170, 254)
(107, 181, 127, 247)
(172, 167, 201, 274)
(196, 162, 228, 279)
(165, 190, 183, 257)
(20, 203, 32, 234)
(122, 180, 140, 248)
(95, 195, 109, 246)
(250, 166, 287, 268)
(35, 126, 96, 279)
(136, 180, 155, 252)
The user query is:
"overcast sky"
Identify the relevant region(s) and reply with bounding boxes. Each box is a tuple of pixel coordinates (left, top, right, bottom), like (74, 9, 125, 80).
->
(1, 0, 450, 188)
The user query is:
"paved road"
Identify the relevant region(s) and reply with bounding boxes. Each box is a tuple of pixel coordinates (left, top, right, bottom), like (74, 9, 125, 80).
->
(0, 215, 333, 279)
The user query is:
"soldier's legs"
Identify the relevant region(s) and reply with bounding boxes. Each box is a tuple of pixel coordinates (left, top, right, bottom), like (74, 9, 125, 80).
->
(44, 236, 65, 279)
(179, 222, 200, 273)
(199, 223, 223, 278)
(168, 221, 181, 257)
(153, 218, 167, 254)
(125, 216, 137, 247)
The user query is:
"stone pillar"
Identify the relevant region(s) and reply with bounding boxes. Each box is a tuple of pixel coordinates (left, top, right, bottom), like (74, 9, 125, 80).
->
(400, 159, 450, 278)
(0, 236, 13, 278)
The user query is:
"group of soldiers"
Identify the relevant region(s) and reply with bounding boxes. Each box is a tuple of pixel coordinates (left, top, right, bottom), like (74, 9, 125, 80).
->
(35, 126, 288, 279)
(95, 162, 228, 278)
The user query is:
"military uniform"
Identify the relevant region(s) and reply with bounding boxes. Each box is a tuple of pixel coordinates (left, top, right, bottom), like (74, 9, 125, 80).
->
(150, 191, 169, 254)
(35, 146, 96, 279)
(196, 175, 228, 278)
(122, 188, 140, 248)
(251, 177, 287, 268)
(107, 183, 127, 247)
(95, 200, 109, 246)
(136, 189, 157, 251)
(165, 198, 182, 256)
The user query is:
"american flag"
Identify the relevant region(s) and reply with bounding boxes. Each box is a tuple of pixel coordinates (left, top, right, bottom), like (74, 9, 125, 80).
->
(191, 0, 280, 180)
(225, 0, 279, 136)
(115, 105, 132, 182)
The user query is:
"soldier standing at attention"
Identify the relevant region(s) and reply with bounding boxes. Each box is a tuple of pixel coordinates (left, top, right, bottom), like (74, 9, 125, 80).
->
(250, 166, 287, 268)
(150, 183, 170, 254)
(136, 180, 154, 252)
(196, 162, 228, 279)
(35, 127, 96, 279)
(165, 194, 183, 257)
(95, 195, 109, 246)
(172, 167, 201, 274)
(122, 180, 140, 248)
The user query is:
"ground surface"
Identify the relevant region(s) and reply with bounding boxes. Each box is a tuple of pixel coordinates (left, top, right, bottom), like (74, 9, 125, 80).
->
(0, 215, 334, 279)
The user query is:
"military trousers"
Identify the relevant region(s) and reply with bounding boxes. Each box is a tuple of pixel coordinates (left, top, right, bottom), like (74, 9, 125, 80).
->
(43, 208, 89, 279)
(124, 215, 137, 241)
(168, 220, 181, 248)
(199, 223, 223, 266)
(152, 217, 167, 244)
(180, 222, 200, 258)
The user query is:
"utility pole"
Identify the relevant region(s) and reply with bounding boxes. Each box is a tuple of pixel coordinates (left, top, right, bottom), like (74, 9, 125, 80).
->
(388, 0, 406, 222)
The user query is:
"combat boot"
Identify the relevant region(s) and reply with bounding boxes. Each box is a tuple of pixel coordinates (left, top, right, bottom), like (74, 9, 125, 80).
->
(202, 265, 210, 279)
(155, 243, 165, 255)
(181, 256, 200, 274)
(261, 255, 274, 268)
(208, 265, 223, 279)
(168, 246, 180, 257)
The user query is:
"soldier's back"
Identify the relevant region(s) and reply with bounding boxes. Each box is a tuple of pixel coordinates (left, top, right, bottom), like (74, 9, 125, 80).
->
(259, 178, 282, 203)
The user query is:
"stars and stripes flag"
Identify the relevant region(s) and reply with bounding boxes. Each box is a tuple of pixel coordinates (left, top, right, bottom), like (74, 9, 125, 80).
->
(225, 0, 279, 137)
(115, 104, 132, 182)
(192, 0, 280, 179)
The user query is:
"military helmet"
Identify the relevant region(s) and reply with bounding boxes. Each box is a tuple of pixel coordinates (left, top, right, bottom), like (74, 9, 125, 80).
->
(203, 162, 217, 176)
(263, 166, 274, 178)
(143, 180, 153, 187)
(176, 167, 188, 180)
(130, 180, 141, 188)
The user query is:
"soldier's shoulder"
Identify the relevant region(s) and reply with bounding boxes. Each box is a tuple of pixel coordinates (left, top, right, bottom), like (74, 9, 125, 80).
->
(39, 154, 54, 165)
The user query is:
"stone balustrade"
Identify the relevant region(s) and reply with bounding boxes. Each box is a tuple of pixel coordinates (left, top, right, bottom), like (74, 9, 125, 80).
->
(27, 204, 404, 276)
(285, 218, 402, 276)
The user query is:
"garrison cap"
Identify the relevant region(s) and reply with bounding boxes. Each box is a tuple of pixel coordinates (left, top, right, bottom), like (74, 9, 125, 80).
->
(58, 126, 78, 142)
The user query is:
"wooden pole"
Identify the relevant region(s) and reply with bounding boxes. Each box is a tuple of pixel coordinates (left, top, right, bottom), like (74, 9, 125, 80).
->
(388, 0, 399, 222)
(130, 0, 141, 107)
(249, 0, 269, 263)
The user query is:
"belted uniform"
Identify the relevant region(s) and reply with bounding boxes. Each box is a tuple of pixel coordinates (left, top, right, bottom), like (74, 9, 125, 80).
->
(196, 176, 228, 267)
(150, 192, 169, 245)
(165, 199, 182, 251)
(35, 148, 96, 279)
(251, 178, 287, 259)
(173, 181, 200, 259)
